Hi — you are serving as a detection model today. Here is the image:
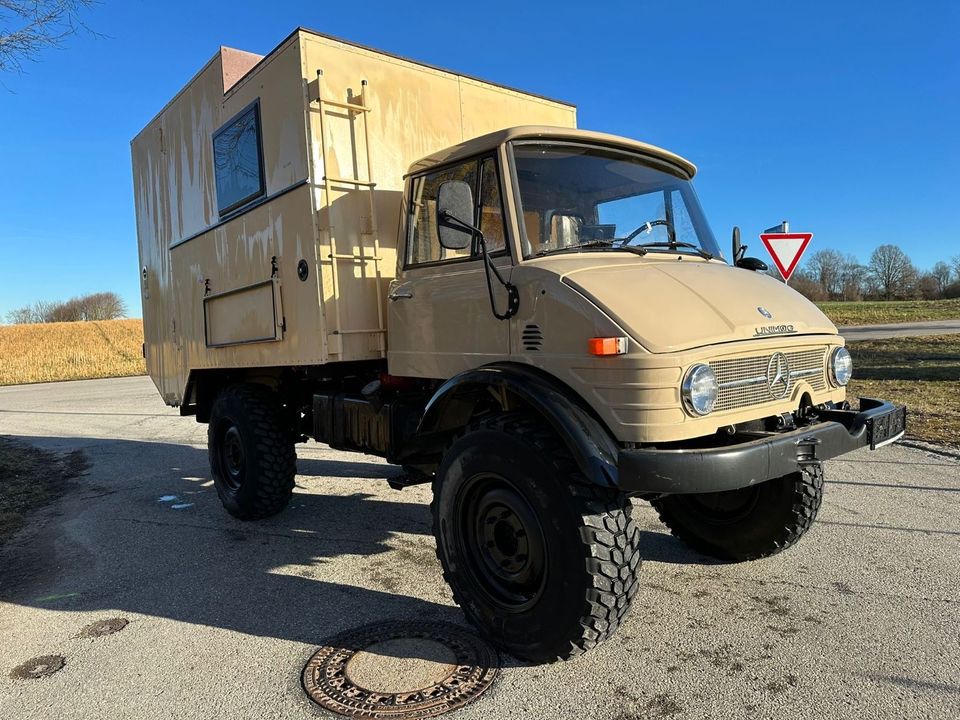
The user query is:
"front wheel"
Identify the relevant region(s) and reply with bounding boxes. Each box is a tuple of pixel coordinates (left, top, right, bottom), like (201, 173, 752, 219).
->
(432, 414, 642, 663)
(650, 465, 824, 562)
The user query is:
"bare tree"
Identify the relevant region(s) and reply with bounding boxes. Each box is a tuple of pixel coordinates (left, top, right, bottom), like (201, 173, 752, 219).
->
(788, 271, 828, 301)
(33, 298, 56, 322)
(804, 249, 845, 298)
(868, 244, 916, 300)
(80, 291, 126, 320)
(0, 0, 95, 73)
(952, 255, 960, 283)
(839, 256, 867, 300)
(4, 292, 127, 324)
(916, 273, 941, 300)
(48, 296, 84, 321)
(930, 261, 952, 298)
(4, 304, 36, 323)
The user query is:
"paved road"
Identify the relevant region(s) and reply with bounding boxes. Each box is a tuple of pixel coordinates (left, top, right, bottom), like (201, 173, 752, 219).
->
(1, 377, 958, 720)
(839, 318, 960, 341)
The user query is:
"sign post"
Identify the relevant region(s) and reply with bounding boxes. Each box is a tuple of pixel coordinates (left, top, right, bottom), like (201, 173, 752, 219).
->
(760, 223, 812, 284)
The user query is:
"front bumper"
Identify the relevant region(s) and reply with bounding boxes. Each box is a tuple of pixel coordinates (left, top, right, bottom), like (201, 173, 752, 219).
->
(618, 398, 906, 495)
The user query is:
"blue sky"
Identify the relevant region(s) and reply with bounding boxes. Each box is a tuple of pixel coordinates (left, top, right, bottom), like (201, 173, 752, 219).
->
(1, 1, 957, 318)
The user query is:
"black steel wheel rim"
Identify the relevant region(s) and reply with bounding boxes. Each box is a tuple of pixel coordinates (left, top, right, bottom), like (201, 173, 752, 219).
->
(681, 484, 761, 524)
(218, 423, 245, 491)
(455, 473, 547, 613)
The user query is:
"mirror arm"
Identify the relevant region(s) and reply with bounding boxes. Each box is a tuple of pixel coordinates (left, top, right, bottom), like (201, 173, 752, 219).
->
(439, 210, 518, 321)
(477, 233, 519, 321)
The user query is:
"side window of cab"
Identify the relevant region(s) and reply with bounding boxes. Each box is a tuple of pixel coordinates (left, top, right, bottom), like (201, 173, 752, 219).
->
(406, 156, 508, 266)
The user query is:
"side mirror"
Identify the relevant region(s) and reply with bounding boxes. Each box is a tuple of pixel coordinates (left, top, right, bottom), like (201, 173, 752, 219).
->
(731, 226, 767, 271)
(436, 180, 474, 250)
(738, 256, 768, 272)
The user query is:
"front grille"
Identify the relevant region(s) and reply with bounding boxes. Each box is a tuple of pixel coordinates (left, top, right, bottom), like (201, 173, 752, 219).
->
(710, 348, 828, 412)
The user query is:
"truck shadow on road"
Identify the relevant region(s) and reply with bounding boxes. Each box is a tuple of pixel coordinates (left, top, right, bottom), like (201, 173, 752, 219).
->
(0, 437, 472, 661)
(0, 435, 707, 664)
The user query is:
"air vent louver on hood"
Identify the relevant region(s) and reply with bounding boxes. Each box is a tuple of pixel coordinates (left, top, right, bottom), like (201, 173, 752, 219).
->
(522, 324, 543, 351)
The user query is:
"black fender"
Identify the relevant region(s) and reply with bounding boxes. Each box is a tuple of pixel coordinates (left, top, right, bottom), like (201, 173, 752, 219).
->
(418, 363, 620, 488)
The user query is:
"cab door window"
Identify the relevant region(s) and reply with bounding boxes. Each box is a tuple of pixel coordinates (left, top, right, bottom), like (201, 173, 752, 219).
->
(407, 161, 478, 266)
(478, 157, 506, 253)
(405, 156, 508, 266)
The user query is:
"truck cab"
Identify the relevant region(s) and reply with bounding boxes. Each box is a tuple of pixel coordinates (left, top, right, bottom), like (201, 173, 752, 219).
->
(389, 126, 847, 445)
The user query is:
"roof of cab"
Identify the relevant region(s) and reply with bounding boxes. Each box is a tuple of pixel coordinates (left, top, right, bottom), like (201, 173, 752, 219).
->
(405, 126, 697, 178)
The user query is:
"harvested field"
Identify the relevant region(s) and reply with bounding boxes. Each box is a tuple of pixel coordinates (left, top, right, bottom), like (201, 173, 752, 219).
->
(0, 319, 145, 386)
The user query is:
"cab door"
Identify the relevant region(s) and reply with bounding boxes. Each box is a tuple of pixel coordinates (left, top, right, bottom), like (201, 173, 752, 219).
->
(388, 156, 512, 379)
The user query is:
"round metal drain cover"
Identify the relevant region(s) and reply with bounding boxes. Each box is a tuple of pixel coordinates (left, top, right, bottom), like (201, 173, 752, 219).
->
(302, 621, 499, 718)
(10, 655, 65, 680)
(77, 617, 129, 638)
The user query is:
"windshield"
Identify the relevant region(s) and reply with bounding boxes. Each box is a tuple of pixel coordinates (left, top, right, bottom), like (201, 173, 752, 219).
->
(511, 142, 721, 260)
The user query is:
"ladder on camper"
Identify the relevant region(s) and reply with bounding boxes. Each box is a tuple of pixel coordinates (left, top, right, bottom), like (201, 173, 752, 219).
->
(311, 69, 386, 357)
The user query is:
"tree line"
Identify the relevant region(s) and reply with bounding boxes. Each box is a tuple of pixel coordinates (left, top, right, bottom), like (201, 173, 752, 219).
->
(5, 292, 128, 324)
(772, 245, 960, 302)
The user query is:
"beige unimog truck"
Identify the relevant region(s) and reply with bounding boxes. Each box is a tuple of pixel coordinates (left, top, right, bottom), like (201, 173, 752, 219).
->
(132, 28, 906, 663)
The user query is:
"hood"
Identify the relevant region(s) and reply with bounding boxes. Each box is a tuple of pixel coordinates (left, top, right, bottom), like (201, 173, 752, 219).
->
(560, 258, 837, 353)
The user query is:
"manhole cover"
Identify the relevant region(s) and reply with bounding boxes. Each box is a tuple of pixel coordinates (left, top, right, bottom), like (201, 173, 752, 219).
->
(77, 617, 129, 638)
(10, 655, 65, 680)
(302, 621, 499, 719)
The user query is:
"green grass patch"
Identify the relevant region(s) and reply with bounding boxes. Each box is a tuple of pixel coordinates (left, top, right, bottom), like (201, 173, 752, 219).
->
(817, 298, 960, 326)
(847, 335, 960, 448)
(0, 438, 88, 544)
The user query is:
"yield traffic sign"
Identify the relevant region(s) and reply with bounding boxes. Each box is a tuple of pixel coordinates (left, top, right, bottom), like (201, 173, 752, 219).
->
(760, 232, 813, 281)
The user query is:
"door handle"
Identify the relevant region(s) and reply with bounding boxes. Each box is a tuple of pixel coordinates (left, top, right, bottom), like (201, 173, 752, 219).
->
(389, 288, 414, 301)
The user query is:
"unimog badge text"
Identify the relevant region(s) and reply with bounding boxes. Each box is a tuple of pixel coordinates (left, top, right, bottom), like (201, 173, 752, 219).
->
(754, 324, 796, 337)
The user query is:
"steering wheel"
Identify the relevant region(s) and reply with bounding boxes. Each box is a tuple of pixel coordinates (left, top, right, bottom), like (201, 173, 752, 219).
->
(619, 219, 674, 245)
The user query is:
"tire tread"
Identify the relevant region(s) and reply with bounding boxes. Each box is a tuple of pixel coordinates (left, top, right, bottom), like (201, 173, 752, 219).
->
(208, 384, 296, 520)
(431, 412, 642, 662)
(650, 464, 824, 561)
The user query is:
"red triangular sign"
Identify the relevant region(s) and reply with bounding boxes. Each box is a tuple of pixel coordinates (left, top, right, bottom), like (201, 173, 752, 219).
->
(760, 233, 813, 281)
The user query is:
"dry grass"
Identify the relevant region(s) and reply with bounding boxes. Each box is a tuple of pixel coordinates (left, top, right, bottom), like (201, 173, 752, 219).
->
(0, 318, 145, 386)
(818, 298, 960, 326)
(847, 335, 960, 448)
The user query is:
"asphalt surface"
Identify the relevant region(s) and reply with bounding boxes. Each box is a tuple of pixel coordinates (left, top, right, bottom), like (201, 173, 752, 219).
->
(1, 376, 958, 720)
(839, 318, 960, 341)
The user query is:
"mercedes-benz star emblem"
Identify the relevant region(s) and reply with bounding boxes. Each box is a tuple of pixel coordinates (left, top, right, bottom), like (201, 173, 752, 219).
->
(766, 352, 790, 399)
(758, 306, 773, 319)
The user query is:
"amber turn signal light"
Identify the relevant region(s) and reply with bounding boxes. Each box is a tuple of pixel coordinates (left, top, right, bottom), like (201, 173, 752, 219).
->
(588, 337, 628, 356)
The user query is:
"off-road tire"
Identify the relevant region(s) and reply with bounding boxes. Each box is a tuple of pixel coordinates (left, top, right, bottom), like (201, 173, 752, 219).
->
(431, 413, 642, 663)
(208, 383, 296, 520)
(650, 464, 824, 562)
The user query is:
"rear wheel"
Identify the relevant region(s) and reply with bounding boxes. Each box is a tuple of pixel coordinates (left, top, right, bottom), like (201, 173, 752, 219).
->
(650, 465, 824, 562)
(208, 383, 296, 520)
(432, 413, 642, 663)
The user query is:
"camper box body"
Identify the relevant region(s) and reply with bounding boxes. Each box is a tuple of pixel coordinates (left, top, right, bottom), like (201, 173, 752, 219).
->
(131, 29, 576, 407)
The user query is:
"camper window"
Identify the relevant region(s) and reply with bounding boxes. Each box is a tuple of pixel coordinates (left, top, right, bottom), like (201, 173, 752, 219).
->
(213, 101, 265, 216)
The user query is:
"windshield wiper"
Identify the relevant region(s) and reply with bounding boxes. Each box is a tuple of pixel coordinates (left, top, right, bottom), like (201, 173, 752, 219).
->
(534, 243, 648, 258)
(535, 245, 599, 257)
(635, 241, 713, 260)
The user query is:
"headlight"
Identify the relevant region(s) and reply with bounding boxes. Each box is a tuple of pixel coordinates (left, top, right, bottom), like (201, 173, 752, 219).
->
(682, 363, 718, 416)
(830, 347, 853, 386)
